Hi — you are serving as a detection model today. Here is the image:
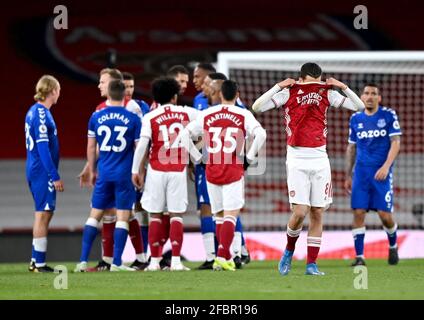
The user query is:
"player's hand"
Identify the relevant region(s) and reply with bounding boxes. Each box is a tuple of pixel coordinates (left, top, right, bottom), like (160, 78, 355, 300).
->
(53, 180, 64, 192)
(77, 164, 91, 188)
(375, 165, 390, 181)
(88, 171, 97, 187)
(277, 78, 296, 89)
(326, 78, 348, 90)
(188, 162, 195, 182)
(132, 173, 144, 190)
(344, 177, 352, 195)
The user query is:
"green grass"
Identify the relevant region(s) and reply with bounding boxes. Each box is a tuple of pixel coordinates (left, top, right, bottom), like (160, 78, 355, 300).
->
(0, 259, 423, 299)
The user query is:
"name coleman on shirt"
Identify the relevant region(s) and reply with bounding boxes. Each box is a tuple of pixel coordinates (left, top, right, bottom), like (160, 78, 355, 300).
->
(296, 93, 323, 106)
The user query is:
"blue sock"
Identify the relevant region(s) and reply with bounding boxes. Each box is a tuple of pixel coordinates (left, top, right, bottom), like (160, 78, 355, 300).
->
(80, 224, 98, 262)
(201, 216, 216, 254)
(113, 222, 129, 266)
(33, 237, 47, 266)
(200, 216, 215, 234)
(236, 216, 247, 246)
(385, 224, 398, 248)
(141, 225, 149, 253)
(352, 227, 365, 257)
(31, 245, 36, 262)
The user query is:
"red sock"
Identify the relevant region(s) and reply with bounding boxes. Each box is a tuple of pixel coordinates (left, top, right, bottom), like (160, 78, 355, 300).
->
(286, 226, 301, 252)
(217, 216, 236, 260)
(149, 218, 162, 258)
(169, 217, 184, 257)
(102, 218, 116, 259)
(286, 235, 299, 252)
(307, 236, 321, 264)
(160, 214, 171, 246)
(215, 217, 223, 243)
(129, 217, 143, 255)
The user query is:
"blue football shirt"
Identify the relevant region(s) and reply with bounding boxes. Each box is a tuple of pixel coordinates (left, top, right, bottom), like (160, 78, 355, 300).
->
(88, 106, 141, 181)
(25, 103, 60, 181)
(349, 106, 402, 167)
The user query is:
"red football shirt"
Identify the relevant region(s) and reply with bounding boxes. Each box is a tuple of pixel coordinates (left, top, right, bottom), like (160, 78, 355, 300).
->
(140, 104, 198, 172)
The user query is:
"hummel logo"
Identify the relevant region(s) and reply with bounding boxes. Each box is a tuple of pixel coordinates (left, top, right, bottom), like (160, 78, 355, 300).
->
(297, 89, 304, 94)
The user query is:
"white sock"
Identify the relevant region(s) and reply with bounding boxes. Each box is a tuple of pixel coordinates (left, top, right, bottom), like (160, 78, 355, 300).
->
(203, 232, 216, 261)
(231, 231, 242, 258)
(136, 253, 148, 263)
(171, 256, 181, 266)
(149, 257, 160, 267)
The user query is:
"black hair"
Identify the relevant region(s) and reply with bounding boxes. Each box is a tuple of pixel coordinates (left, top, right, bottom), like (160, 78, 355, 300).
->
(167, 65, 189, 77)
(300, 62, 322, 79)
(196, 63, 216, 73)
(122, 72, 134, 81)
(108, 80, 126, 101)
(221, 80, 238, 101)
(208, 72, 228, 81)
(152, 77, 180, 104)
(363, 83, 380, 94)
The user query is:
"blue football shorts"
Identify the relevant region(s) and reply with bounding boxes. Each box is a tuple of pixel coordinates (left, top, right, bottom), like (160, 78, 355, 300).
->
(351, 164, 394, 213)
(92, 178, 135, 210)
(194, 164, 210, 209)
(27, 175, 56, 212)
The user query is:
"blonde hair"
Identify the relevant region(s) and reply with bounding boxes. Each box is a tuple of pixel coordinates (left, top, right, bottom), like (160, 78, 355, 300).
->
(99, 68, 123, 81)
(34, 75, 60, 101)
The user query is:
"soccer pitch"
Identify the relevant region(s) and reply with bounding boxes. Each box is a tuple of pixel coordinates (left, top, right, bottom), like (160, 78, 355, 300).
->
(1, 259, 423, 300)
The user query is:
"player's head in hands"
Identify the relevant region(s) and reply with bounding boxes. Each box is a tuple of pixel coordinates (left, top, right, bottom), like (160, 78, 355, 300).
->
(300, 62, 323, 82)
(220, 80, 239, 104)
(34, 75, 61, 106)
(361, 83, 381, 111)
(107, 80, 126, 105)
(152, 77, 180, 105)
(98, 68, 123, 98)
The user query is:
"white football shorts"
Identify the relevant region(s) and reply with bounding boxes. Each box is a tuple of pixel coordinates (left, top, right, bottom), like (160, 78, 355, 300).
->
(206, 177, 245, 214)
(286, 157, 333, 209)
(141, 164, 188, 213)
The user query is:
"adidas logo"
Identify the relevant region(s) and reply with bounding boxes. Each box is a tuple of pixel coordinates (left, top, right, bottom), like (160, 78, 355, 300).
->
(297, 89, 304, 94)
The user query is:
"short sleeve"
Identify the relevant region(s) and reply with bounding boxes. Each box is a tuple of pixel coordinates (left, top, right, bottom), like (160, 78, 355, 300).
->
(134, 115, 142, 142)
(387, 110, 402, 137)
(34, 107, 50, 143)
(87, 114, 96, 138)
(348, 116, 357, 144)
(271, 88, 290, 108)
(140, 114, 152, 139)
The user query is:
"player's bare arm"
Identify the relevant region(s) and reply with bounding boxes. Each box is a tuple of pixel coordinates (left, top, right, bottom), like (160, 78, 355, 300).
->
(375, 136, 401, 181)
(78, 145, 99, 188)
(344, 143, 356, 194)
(86, 137, 97, 187)
(131, 136, 150, 190)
